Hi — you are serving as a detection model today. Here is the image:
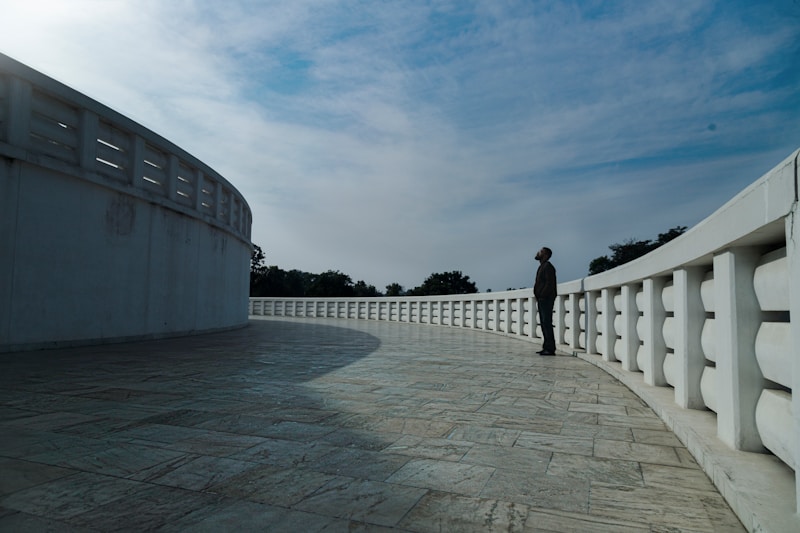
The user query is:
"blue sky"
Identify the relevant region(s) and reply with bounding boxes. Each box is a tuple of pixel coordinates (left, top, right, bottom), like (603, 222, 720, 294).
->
(2, 0, 798, 291)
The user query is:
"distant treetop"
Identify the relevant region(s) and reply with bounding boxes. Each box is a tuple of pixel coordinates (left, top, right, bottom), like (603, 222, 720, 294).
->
(588, 226, 687, 275)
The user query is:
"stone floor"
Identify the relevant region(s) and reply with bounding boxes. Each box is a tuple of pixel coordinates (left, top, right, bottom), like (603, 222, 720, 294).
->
(0, 317, 745, 532)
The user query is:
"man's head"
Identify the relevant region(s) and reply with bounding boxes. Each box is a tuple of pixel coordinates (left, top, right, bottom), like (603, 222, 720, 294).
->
(535, 247, 552, 262)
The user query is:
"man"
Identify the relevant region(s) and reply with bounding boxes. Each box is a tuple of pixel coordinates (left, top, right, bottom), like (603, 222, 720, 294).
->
(534, 247, 557, 356)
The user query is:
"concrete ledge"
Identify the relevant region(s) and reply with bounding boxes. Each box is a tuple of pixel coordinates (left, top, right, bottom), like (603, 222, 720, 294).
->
(576, 351, 798, 533)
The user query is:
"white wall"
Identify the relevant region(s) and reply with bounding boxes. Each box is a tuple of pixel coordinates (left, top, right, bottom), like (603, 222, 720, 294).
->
(0, 53, 252, 351)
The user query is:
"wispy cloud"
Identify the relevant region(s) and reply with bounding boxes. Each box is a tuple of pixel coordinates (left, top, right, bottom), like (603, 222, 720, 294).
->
(2, 0, 798, 290)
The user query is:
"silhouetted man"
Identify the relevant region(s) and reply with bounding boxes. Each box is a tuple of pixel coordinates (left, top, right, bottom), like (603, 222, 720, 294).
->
(534, 247, 557, 355)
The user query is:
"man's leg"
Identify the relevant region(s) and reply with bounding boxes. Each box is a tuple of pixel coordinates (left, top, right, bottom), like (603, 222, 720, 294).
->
(539, 298, 555, 353)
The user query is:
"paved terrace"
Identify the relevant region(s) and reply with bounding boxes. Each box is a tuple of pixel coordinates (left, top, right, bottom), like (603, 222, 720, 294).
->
(0, 317, 743, 532)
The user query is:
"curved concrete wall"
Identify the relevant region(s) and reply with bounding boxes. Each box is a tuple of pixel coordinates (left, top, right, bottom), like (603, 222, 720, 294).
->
(0, 53, 253, 351)
(251, 147, 800, 532)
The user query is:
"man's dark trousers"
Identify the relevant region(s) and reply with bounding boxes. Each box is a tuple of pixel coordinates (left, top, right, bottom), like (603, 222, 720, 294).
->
(538, 297, 555, 353)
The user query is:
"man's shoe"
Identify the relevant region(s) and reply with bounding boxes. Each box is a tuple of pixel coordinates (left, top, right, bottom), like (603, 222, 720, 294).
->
(539, 351, 555, 356)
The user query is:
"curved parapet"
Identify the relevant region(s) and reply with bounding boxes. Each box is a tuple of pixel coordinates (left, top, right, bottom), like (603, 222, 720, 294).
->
(251, 147, 800, 531)
(0, 53, 253, 351)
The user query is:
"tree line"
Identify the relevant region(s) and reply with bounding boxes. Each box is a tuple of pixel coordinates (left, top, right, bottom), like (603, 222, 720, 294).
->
(251, 225, 687, 297)
(250, 245, 478, 297)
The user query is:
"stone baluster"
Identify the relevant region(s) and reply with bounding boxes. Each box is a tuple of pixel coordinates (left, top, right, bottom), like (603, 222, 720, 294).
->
(600, 288, 617, 362)
(673, 267, 706, 409)
(619, 284, 640, 372)
(585, 291, 599, 355)
(642, 277, 668, 386)
(713, 248, 765, 452)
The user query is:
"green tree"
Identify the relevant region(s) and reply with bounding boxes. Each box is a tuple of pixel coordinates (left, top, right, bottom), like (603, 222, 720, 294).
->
(250, 245, 268, 296)
(656, 226, 688, 245)
(258, 266, 313, 297)
(408, 271, 478, 296)
(353, 280, 381, 297)
(589, 225, 687, 275)
(385, 283, 404, 296)
(307, 270, 355, 297)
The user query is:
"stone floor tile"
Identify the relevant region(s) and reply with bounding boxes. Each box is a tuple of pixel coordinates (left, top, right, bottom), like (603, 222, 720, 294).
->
(2, 412, 102, 432)
(189, 412, 280, 435)
(135, 408, 220, 428)
(303, 446, 410, 480)
(493, 417, 563, 435)
(212, 463, 338, 506)
(157, 499, 345, 532)
(18, 435, 122, 466)
(229, 437, 337, 468)
(631, 427, 683, 447)
(461, 443, 551, 473)
(109, 422, 208, 444)
(523, 507, 650, 533)
(293, 477, 428, 527)
(65, 484, 223, 531)
(698, 492, 748, 532)
(0, 458, 76, 496)
(567, 402, 627, 416)
(0, 471, 148, 520)
(165, 430, 268, 456)
(533, 408, 599, 425)
(546, 453, 644, 486)
(1, 392, 89, 413)
(54, 417, 137, 439)
(593, 439, 684, 467)
(238, 419, 337, 441)
(67, 402, 168, 421)
(597, 413, 667, 430)
(398, 491, 531, 532)
(40, 441, 190, 477)
(445, 425, 522, 446)
(547, 391, 598, 404)
(0, 509, 96, 533)
(440, 410, 501, 427)
(515, 431, 594, 456)
(641, 463, 718, 494)
(385, 458, 495, 496)
(676, 447, 703, 468)
(384, 434, 473, 461)
(400, 417, 455, 438)
(481, 469, 590, 513)
(314, 427, 400, 451)
(559, 422, 633, 442)
(0, 406, 42, 423)
(597, 395, 648, 409)
(625, 405, 663, 418)
(493, 387, 550, 401)
(267, 406, 339, 424)
(589, 482, 725, 531)
(134, 455, 260, 491)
